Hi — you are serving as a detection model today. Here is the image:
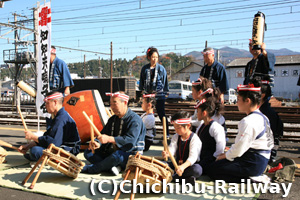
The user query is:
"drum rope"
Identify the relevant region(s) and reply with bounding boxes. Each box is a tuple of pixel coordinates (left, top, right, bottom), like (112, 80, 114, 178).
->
(43, 149, 84, 172)
(125, 156, 173, 179)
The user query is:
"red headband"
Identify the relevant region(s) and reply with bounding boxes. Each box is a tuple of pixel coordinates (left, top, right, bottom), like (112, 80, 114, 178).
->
(44, 93, 63, 102)
(106, 92, 129, 102)
(237, 84, 261, 92)
(194, 99, 207, 109)
(171, 118, 191, 125)
(261, 80, 269, 84)
(143, 94, 156, 98)
(201, 49, 214, 55)
(51, 48, 56, 54)
(200, 88, 213, 96)
(192, 78, 202, 86)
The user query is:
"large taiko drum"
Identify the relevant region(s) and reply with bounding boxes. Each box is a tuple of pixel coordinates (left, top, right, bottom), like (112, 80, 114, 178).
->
(63, 90, 109, 143)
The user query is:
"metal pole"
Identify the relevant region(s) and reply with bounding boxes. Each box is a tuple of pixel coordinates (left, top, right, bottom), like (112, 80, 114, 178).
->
(84, 54, 86, 79)
(110, 42, 113, 93)
(98, 56, 101, 78)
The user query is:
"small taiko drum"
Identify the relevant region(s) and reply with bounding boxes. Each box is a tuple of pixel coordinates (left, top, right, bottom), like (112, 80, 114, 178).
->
(0, 146, 7, 164)
(43, 144, 85, 178)
(124, 154, 174, 191)
(63, 90, 109, 143)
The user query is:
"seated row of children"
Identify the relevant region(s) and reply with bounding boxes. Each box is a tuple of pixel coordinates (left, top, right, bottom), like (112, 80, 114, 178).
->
(158, 77, 278, 184)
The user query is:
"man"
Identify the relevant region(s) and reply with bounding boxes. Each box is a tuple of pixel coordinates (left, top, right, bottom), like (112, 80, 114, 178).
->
(244, 40, 276, 87)
(18, 91, 81, 161)
(82, 91, 146, 175)
(50, 46, 74, 96)
(199, 47, 229, 104)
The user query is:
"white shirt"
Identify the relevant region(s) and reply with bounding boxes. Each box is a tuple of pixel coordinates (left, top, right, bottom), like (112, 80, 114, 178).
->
(141, 113, 156, 138)
(196, 120, 226, 158)
(168, 132, 202, 165)
(226, 109, 274, 161)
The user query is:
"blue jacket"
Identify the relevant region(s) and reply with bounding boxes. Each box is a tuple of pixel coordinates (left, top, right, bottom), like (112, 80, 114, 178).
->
(101, 108, 146, 153)
(139, 63, 169, 100)
(38, 107, 81, 155)
(200, 60, 229, 93)
(50, 57, 74, 93)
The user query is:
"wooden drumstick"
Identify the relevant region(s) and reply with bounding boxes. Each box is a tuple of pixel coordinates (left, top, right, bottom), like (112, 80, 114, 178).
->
(162, 117, 179, 172)
(90, 115, 95, 154)
(17, 105, 28, 131)
(162, 116, 168, 161)
(0, 139, 19, 151)
(82, 111, 101, 137)
(105, 108, 112, 117)
(114, 152, 139, 200)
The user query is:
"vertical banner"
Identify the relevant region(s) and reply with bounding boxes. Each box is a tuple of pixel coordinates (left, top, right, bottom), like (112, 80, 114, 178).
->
(36, 2, 51, 117)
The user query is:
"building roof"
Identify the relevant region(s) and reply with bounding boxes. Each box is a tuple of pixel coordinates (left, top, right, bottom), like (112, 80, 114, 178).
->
(226, 54, 300, 68)
(171, 61, 203, 78)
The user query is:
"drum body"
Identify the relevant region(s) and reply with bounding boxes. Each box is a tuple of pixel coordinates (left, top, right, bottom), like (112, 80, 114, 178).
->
(124, 155, 174, 191)
(0, 146, 7, 164)
(63, 90, 109, 143)
(43, 144, 85, 178)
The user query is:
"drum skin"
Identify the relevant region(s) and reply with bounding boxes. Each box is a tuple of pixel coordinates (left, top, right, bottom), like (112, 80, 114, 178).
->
(63, 90, 109, 143)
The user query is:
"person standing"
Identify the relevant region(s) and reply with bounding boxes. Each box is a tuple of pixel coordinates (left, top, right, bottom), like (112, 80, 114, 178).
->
(244, 40, 276, 87)
(199, 47, 229, 104)
(139, 47, 169, 136)
(50, 46, 74, 96)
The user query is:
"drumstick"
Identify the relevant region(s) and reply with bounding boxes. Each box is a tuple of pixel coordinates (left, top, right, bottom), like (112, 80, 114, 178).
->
(162, 117, 179, 172)
(90, 115, 95, 154)
(105, 108, 112, 117)
(0, 139, 19, 151)
(17, 105, 28, 131)
(82, 111, 101, 137)
(162, 116, 168, 162)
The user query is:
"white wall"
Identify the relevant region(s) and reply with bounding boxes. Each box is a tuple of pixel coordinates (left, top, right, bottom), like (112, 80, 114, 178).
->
(226, 66, 300, 100)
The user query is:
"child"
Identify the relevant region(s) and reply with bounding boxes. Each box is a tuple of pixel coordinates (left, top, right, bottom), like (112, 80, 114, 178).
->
(141, 94, 156, 151)
(258, 79, 283, 163)
(162, 111, 202, 184)
(207, 82, 274, 183)
(191, 77, 213, 131)
(191, 77, 227, 135)
(195, 97, 226, 174)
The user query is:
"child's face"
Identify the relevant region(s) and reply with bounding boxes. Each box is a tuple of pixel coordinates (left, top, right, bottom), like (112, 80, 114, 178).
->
(192, 87, 202, 100)
(237, 95, 247, 112)
(141, 98, 149, 111)
(197, 108, 204, 121)
(173, 123, 190, 136)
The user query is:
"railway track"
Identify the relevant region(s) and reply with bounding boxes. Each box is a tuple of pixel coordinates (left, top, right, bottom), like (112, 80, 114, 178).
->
(1, 103, 300, 142)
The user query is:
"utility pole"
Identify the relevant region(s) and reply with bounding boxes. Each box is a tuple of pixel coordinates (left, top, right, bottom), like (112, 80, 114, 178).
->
(169, 59, 172, 77)
(84, 54, 86, 79)
(98, 56, 101, 78)
(110, 42, 113, 93)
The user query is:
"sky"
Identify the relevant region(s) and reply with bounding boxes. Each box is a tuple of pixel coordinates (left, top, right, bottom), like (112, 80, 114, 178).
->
(1, 0, 300, 65)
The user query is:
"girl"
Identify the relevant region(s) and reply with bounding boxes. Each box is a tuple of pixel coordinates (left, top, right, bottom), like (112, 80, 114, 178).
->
(195, 97, 226, 174)
(191, 77, 226, 135)
(207, 82, 274, 182)
(141, 94, 156, 151)
(139, 47, 169, 136)
(162, 111, 202, 184)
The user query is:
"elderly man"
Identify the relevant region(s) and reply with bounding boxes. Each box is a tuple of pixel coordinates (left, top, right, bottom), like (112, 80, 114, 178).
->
(50, 46, 74, 96)
(199, 47, 229, 104)
(244, 40, 275, 87)
(82, 91, 146, 175)
(18, 91, 81, 161)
